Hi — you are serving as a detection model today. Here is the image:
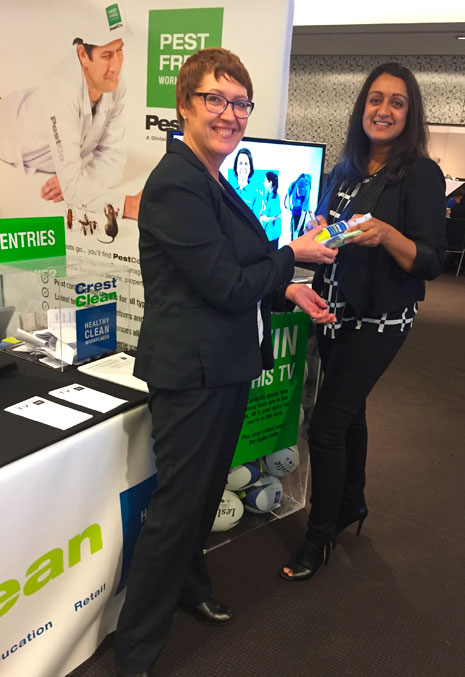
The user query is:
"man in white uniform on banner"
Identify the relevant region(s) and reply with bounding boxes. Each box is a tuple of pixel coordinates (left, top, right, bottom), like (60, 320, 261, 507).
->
(0, 1, 140, 219)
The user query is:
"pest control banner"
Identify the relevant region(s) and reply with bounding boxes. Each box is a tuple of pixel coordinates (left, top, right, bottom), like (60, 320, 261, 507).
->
(0, 0, 294, 350)
(146, 8, 225, 108)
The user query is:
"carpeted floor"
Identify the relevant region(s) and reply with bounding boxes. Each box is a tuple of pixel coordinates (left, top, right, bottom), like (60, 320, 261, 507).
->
(69, 268, 465, 677)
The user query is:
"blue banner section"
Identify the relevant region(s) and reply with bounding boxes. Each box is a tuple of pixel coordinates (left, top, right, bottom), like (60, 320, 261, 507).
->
(76, 302, 117, 361)
(117, 473, 158, 593)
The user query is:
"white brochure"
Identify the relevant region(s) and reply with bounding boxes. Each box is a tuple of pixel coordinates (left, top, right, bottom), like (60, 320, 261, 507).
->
(77, 352, 149, 392)
(49, 384, 127, 413)
(5, 396, 92, 430)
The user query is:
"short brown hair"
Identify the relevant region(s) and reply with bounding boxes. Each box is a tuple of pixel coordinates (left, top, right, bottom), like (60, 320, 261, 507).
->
(176, 47, 253, 130)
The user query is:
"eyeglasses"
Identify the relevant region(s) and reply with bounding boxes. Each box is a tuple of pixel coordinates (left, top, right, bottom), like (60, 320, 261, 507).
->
(193, 92, 254, 118)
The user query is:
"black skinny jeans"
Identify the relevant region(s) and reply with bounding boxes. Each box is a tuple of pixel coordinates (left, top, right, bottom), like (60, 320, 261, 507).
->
(306, 323, 409, 544)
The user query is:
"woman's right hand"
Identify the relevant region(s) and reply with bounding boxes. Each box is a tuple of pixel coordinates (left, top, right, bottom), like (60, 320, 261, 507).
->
(288, 221, 337, 264)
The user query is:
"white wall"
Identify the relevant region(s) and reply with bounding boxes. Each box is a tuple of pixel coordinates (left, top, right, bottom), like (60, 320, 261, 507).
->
(293, 1, 465, 25)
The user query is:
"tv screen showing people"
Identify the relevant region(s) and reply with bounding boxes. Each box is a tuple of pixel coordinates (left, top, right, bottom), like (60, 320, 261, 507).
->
(168, 133, 326, 249)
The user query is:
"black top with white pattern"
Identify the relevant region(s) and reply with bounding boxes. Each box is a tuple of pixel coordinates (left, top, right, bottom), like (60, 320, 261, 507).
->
(320, 174, 417, 339)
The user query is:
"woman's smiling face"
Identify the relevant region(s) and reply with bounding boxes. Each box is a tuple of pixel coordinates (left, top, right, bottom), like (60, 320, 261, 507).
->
(362, 73, 409, 150)
(237, 152, 251, 179)
(180, 72, 248, 176)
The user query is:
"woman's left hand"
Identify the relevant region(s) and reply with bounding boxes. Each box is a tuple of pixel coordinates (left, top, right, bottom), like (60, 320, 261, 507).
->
(347, 214, 392, 247)
(285, 284, 337, 324)
(346, 213, 417, 272)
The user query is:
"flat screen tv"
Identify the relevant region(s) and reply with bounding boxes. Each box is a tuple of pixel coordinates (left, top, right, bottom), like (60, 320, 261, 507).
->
(167, 132, 326, 250)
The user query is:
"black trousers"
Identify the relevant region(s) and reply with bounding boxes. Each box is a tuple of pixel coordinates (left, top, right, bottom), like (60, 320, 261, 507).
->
(114, 381, 250, 673)
(306, 323, 408, 544)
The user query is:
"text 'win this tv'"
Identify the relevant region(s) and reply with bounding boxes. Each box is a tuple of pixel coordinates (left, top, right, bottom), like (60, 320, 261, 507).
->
(167, 132, 326, 251)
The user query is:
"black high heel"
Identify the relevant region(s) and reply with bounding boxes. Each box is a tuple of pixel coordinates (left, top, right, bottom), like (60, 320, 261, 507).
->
(336, 506, 368, 535)
(280, 539, 332, 581)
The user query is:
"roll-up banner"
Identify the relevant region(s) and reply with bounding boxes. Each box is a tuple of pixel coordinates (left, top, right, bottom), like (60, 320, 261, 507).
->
(0, 0, 294, 351)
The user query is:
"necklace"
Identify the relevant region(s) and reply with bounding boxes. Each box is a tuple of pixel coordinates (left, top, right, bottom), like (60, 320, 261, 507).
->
(368, 159, 386, 176)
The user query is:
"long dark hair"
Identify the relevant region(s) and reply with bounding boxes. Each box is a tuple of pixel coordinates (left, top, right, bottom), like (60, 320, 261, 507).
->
(265, 171, 278, 198)
(341, 62, 429, 185)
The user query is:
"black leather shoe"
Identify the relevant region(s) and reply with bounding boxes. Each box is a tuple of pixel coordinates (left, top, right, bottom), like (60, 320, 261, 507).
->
(117, 671, 150, 677)
(187, 597, 233, 623)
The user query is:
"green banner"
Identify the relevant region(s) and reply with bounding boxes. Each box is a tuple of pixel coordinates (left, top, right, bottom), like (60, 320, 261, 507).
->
(0, 217, 66, 263)
(232, 312, 310, 466)
(146, 8, 224, 109)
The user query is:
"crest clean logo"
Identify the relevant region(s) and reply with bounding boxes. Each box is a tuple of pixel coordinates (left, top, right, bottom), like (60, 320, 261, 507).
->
(146, 7, 224, 109)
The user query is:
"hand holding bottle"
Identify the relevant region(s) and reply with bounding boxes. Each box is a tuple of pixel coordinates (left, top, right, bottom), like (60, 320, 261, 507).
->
(288, 224, 337, 264)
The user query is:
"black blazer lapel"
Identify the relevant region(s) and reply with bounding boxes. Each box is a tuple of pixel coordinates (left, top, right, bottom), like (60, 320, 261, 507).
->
(219, 174, 270, 248)
(169, 137, 270, 248)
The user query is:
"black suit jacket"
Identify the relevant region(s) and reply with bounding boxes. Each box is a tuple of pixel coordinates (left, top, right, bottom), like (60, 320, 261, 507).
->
(134, 140, 295, 389)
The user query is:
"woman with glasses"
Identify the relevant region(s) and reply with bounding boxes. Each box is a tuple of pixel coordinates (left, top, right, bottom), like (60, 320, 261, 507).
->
(114, 47, 337, 677)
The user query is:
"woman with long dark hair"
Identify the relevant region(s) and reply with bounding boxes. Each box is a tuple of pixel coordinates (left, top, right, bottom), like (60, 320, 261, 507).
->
(260, 170, 282, 249)
(280, 62, 446, 582)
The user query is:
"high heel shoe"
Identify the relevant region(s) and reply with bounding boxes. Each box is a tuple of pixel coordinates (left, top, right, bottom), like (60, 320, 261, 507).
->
(280, 539, 332, 581)
(336, 506, 368, 535)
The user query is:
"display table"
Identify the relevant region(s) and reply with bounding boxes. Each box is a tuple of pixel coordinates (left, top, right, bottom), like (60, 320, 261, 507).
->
(0, 352, 149, 467)
(0, 352, 156, 677)
(0, 329, 311, 675)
